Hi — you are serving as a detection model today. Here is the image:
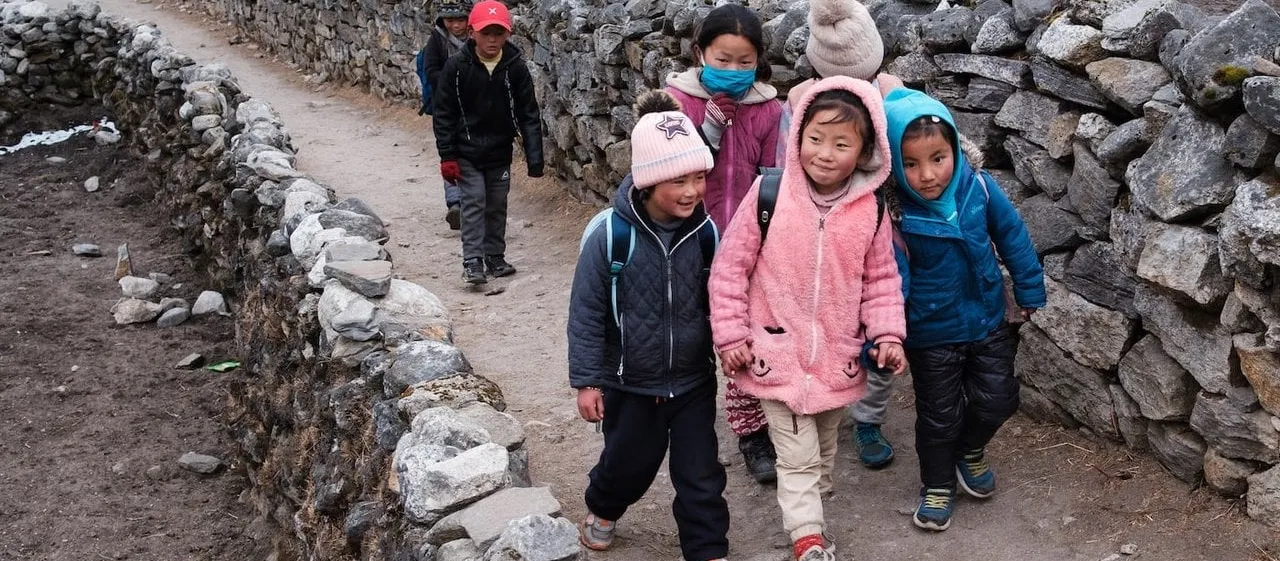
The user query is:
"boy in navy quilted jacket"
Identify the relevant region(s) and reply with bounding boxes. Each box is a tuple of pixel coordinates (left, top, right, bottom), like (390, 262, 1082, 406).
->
(566, 90, 729, 561)
(882, 87, 1046, 532)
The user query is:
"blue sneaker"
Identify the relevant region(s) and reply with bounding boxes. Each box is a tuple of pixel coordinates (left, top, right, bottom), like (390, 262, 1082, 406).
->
(913, 487, 955, 531)
(854, 422, 894, 469)
(956, 448, 996, 498)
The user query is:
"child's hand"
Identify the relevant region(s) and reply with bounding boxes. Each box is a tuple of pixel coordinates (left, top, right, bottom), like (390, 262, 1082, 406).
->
(719, 343, 753, 377)
(870, 341, 907, 376)
(576, 387, 604, 422)
(706, 93, 738, 128)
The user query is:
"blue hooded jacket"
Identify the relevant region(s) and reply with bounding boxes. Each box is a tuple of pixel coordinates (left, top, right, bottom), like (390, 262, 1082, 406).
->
(883, 88, 1046, 348)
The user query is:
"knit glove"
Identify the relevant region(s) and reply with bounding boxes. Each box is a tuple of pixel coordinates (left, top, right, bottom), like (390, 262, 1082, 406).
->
(440, 160, 462, 183)
(704, 93, 738, 128)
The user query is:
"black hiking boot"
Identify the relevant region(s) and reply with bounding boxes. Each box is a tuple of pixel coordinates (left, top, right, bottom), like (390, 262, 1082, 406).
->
(463, 258, 488, 284)
(485, 255, 517, 278)
(738, 429, 777, 483)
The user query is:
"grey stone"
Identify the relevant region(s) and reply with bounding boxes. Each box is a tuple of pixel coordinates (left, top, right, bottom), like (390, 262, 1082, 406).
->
(373, 399, 408, 452)
(1234, 283, 1280, 351)
(344, 501, 382, 543)
(1038, 20, 1106, 69)
(995, 91, 1065, 149)
(175, 353, 205, 369)
(1109, 202, 1158, 270)
(1219, 179, 1280, 289)
(438, 539, 482, 561)
(1045, 111, 1082, 160)
(1237, 333, 1280, 417)
(986, 169, 1033, 207)
(1031, 277, 1136, 370)
(1110, 384, 1149, 450)
(1224, 113, 1280, 169)
(192, 290, 228, 316)
(1070, 0, 1145, 26)
(290, 215, 353, 269)
(265, 230, 291, 257)
(508, 448, 532, 488)
(1150, 82, 1183, 106)
(1124, 0, 1210, 60)
(972, 10, 1026, 54)
(1222, 293, 1267, 333)
(1126, 105, 1245, 222)
(1086, 58, 1172, 114)
(920, 7, 981, 51)
(384, 340, 473, 397)
(118, 276, 160, 300)
(1063, 242, 1138, 314)
(1117, 335, 1197, 420)
(111, 298, 163, 325)
(319, 209, 388, 242)
(331, 298, 379, 342)
(1095, 117, 1156, 168)
(235, 98, 282, 128)
(482, 514, 583, 561)
(1100, 0, 1160, 47)
(952, 112, 1008, 166)
(886, 52, 942, 85)
(1205, 447, 1263, 497)
(934, 54, 1031, 88)
(318, 280, 453, 354)
(1016, 324, 1119, 439)
(395, 442, 510, 525)
(1020, 384, 1082, 427)
(431, 487, 562, 549)
(191, 114, 221, 132)
(1029, 58, 1111, 110)
(1004, 136, 1070, 199)
(1134, 283, 1239, 394)
(325, 260, 392, 298)
(398, 374, 508, 419)
(156, 308, 190, 328)
(1013, 0, 1054, 31)
(1147, 421, 1206, 483)
(177, 452, 221, 474)
(408, 406, 493, 451)
(243, 150, 302, 181)
(1018, 194, 1085, 254)
(1157, 28, 1189, 73)
(1136, 225, 1231, 306)
(1075, 113, 1117, 153)
(159, 296, 189, 313)
(281, 190, 330, 234)
(332, 197, 384, 224)
(456, 403, 525, 451)
(1243, 76, 1280, 136)
(84, 176, 99, 192)
(926, 75, 969, 108)
(870, 1, 935, 54)
(1190, 392, 1280, 463)
(1248, 464, 1280, 527)
(72, 243, 101, 257)
(592, 24, 625, 65)
(958, 77, 1016, 112)
(1174, 0, 1280, 111)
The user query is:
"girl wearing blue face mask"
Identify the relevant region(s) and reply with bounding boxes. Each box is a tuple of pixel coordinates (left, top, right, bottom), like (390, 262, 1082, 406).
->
(664, 3, 784, 487)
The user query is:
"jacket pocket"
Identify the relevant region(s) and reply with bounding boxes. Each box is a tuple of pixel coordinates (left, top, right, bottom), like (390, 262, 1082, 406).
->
(746, 325, 793, 387)
(831, 334, 866, 391)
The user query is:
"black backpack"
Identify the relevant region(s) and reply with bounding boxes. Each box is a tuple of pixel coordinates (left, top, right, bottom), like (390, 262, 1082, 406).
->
(756, 167, 886, 244)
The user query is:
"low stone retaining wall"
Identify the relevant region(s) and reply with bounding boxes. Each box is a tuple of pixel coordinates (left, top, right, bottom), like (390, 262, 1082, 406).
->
(0, 2, 583, 559)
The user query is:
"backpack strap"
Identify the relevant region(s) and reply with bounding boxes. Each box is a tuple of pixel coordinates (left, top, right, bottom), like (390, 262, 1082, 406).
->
(696, 217, 719, 271)
(756, 167, 783, 244)
(605, 210, 635, 328)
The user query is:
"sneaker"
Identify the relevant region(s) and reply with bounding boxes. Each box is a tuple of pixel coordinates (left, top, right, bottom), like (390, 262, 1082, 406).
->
(913, 487, 955, 531)
(737, 429, 777, 484)
(956, 448, 996, 498)
(485, 254, 517, 278)
(853, 422, 894, 469)
(462, 258, 487, 284)
(445, 204, 461, 230)
(578, 513, 615, 551)
(792, 534, 834, 561)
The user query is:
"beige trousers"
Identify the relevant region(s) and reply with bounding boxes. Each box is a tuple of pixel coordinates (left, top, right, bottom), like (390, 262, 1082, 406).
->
(760, 399, 844, 541)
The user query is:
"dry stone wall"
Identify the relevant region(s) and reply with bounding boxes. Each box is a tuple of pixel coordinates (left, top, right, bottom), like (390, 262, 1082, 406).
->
(0, 2, 582, 560)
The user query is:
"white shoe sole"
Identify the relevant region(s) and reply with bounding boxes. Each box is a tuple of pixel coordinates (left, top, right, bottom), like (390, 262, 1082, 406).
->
(956, 466, 994, 499)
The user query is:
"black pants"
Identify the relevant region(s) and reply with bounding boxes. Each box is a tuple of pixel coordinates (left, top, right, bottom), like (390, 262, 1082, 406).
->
(908, 324, 1020, 489)
(585, 380, 729, 561)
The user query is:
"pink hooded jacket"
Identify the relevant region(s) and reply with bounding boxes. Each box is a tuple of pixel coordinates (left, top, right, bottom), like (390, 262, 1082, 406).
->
(709, 76, 907, 416)
(665, 69, 782, 230)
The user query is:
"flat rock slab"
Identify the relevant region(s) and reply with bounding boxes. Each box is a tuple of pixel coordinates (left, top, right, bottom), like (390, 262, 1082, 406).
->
(1147, 421, 1206, 483)
(177, 452, 221, 474)
(1126, 105, 1244, 222)
(324, 239, 385, 262)
(482, 514, 582, 561)
(156, 307, 191, 328)
(934, 53, 1032, 88)
(384, 340, 473, 397)
(1086, 57, 1171, 114)
(1031, 277, 1135, 370)
(456, 402, 525, 450)
(396, 442, 510, 525)
(112, 298, 163, 325)
(1136, 225, 1231, 306)
(431, 487, 563, 549)
(1117, 335, 1196, 421)
(72, 243, 102, 257)
(325, 259, 392, 298)
(1133, 284, 1239, 393)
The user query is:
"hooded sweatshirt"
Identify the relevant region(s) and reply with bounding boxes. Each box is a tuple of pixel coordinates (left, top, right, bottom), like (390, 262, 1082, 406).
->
(665, 69, 783, 230)
(708, 76, 906, 416)
(882, 87, 1046, 348)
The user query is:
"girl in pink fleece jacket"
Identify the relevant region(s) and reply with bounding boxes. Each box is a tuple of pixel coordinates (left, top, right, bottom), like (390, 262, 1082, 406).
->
(709, 76, 907, 561)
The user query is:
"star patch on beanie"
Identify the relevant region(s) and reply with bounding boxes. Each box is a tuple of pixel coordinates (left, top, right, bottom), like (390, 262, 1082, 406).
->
(806, 0, 884, 81)
(630, 91, 714, 188)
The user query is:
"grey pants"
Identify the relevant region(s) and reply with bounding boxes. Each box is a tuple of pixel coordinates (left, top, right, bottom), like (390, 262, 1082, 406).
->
(850, 368, 894, 425)
(457, 159, 510, 261)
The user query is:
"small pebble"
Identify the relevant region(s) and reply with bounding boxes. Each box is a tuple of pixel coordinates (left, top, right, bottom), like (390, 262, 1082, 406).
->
(1100, 554, 1122, 561)
(53, 385, 68, 396)
(111, 462, 126, 475)
(145, 465, 166, 480)
(46, 156, 67, 164)
(71, 365, 79, 372)
(717, 455, 732, 467)
(1120, 544, 1138, 555)
(72, 243, 102, 257)
(84, 176, 100, 192)
(896, 506, 915, 516)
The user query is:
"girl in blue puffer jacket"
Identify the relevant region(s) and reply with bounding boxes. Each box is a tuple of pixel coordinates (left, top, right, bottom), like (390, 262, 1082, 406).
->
(882, 87, 1046, 533)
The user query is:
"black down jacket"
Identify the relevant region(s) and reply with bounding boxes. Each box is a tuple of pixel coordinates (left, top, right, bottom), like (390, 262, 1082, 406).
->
(567, 177, 718, 398)
(432, 40, 544, 173)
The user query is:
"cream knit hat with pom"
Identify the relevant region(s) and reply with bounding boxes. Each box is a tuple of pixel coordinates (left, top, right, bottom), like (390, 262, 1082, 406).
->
(805, 0, 884, 81)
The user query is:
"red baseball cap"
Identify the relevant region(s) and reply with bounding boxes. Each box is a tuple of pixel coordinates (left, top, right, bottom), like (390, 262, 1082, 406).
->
(469, 0, 511, 32)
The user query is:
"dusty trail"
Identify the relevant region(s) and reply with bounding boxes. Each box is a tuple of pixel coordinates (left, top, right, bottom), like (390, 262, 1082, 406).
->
(72, 1, 1274, 559)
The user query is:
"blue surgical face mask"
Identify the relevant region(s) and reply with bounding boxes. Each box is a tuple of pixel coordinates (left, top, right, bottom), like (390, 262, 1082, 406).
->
(700, 66, 756, 99)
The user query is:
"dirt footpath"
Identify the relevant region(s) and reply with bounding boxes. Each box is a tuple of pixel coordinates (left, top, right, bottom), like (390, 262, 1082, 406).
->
(47, 1, 1280, 559)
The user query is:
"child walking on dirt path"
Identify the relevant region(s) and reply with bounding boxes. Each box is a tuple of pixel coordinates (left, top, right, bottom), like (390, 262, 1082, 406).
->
(881, 87, 1046, 532)
(663, 3, 784, 485)
(567, 90, 730, 561)
(432, 0, 543, 285)
(774, 0, 906, 471)
(709, 76, 907, 561)
(420, 0, 470, 230)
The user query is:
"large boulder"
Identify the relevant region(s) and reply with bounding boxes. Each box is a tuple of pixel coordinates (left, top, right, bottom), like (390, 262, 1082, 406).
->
(1017, 195, 1085, 254)
(1223, 113, 1280, 169)
(482, 514, 583, 561)
(934, 53, 1032, 88)
(1126, 105, 1245, 222)
(1016, 324, 1119, 440)
(1037, 20, 1106, 69)
(1236, 334, 1280, 417)
(1110, 384, 1150, 450)
(1243, 77, 1280, 136)
(399, 374, 508, 417)
(427, 487, 563, 549)
(1218, 178, 1280, 289)
(1174, 0, 1280, 111)
(1085, 58, 1172, 114)
(318, 279, 453, 349)
(1204, 447, 1263, 497)
(395, 442, 510, 525)
(1147, 421, 1206, 483)
(1124, 0, 1210, 60)
(1031, 278, 1135, 370)
(1134, 284, 1240, 394)
(1068, 143, 1121, 236)
(1004, 136, 1070, 199)
(1063, 242, 1138, 315)
(1030, 58, 1110, 110)
(1189, 391, 1280, 463)
(995, 91, 1066, 149)
(1136, 225, 1231, 306)
(1117, 335, 1197, 421)
(919, 7, 982, 52)
(1248, 465, 1280, 527)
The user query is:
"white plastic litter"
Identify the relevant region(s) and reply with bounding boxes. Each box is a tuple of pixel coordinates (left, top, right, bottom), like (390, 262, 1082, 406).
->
(0, 120, 120, 156)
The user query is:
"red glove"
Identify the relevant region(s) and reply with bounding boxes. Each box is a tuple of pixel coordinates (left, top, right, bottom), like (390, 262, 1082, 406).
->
(440, 160, 461, 183)
(705, 93, 738, 127)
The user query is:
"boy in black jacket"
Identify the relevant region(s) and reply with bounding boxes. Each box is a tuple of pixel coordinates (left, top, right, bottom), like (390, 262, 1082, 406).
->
(422, 0, 470, 230)
(432, 0, 543, 284)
